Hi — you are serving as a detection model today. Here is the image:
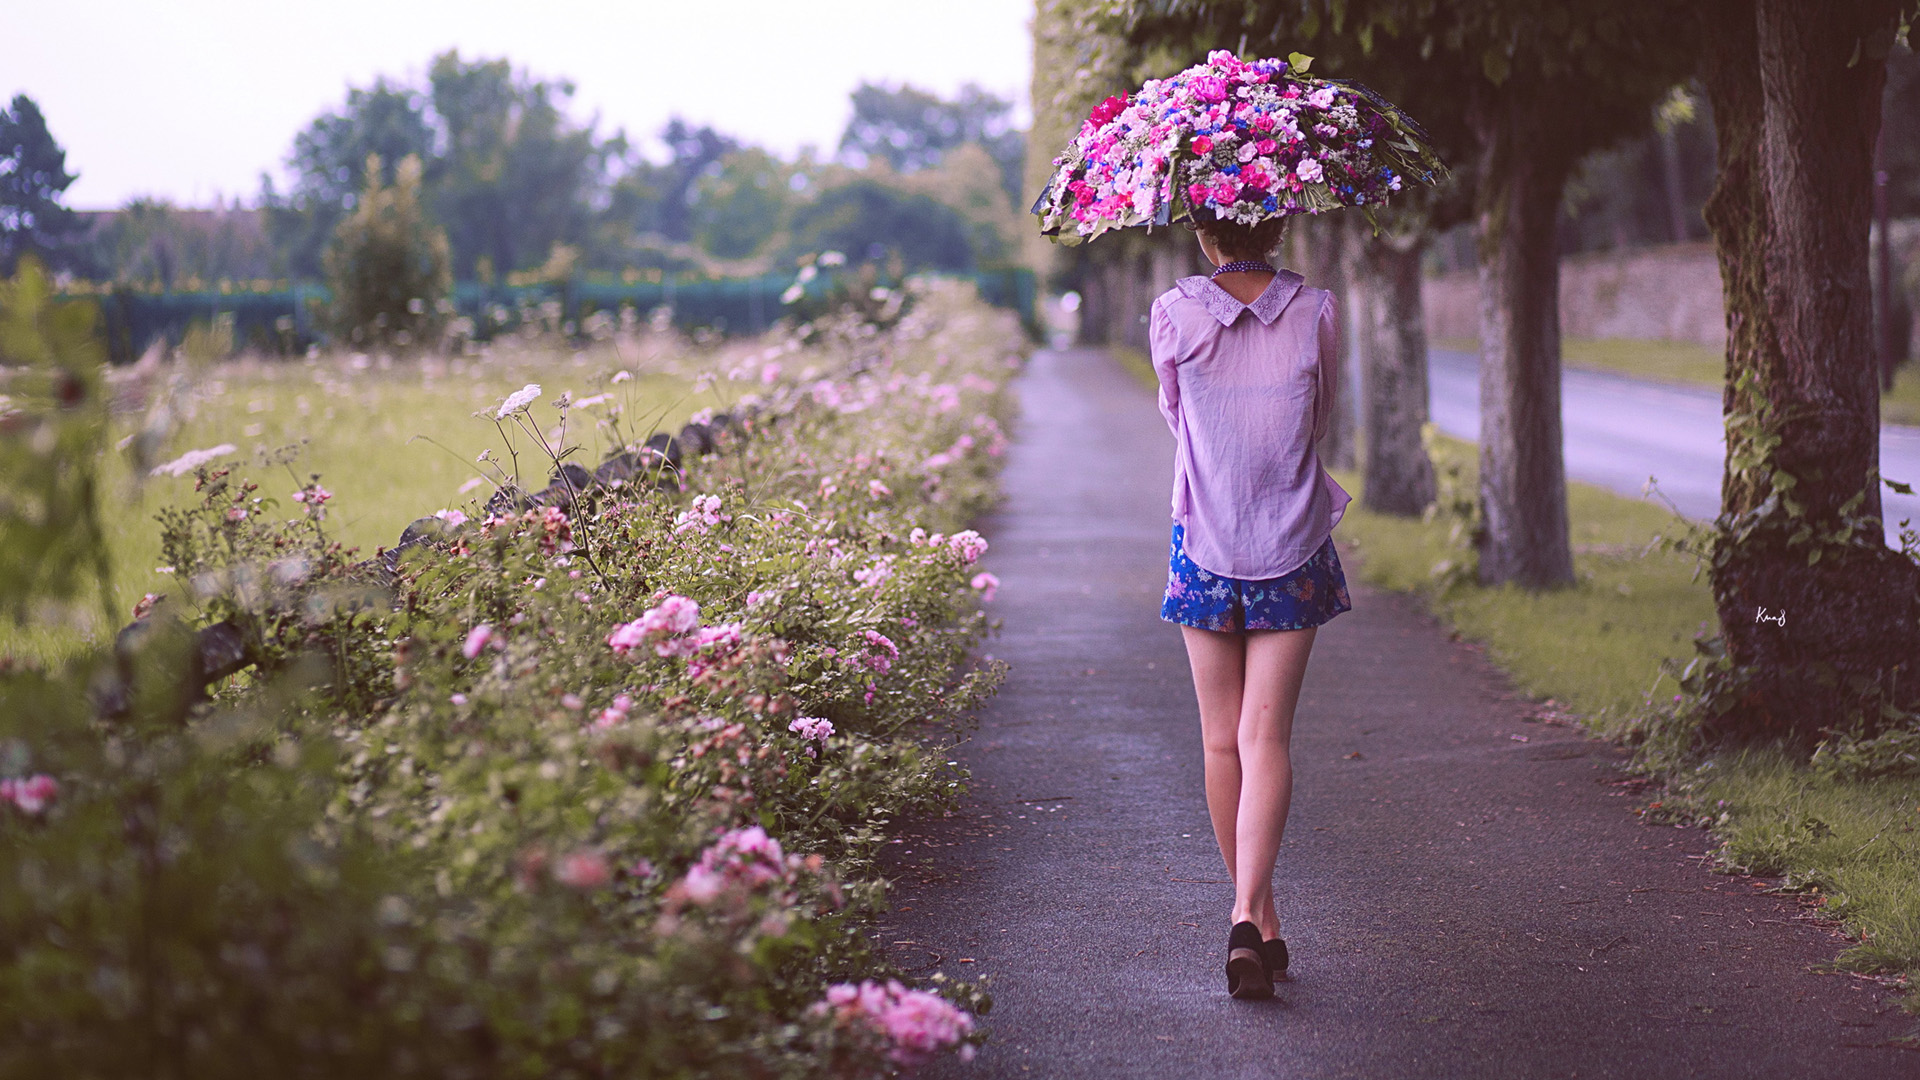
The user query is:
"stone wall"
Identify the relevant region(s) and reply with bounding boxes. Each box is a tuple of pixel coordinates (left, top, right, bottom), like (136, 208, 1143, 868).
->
(1423, 240, 1727, 346)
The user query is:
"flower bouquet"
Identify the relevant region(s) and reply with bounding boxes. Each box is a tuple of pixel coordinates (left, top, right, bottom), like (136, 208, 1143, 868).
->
(1032, 50, 1449, 243)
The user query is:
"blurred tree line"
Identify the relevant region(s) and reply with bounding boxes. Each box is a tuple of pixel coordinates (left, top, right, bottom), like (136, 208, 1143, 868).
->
(0, 53, 1030, 291)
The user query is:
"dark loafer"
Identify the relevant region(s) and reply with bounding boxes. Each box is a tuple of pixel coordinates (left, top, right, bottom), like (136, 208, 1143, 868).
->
(1225, 920, 1273, 999)
(1265, 937, 1289, 979)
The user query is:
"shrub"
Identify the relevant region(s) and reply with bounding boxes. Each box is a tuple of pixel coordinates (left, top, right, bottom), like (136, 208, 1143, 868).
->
(323, 153, 452, 350)
(1, 273, 1020, 1076)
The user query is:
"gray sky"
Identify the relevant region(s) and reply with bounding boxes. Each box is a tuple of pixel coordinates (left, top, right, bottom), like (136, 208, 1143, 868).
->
(5, 0, 1035, 210)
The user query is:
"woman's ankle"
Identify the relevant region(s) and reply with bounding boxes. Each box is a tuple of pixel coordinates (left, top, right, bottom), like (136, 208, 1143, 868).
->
(1230, 906, 1281, 939)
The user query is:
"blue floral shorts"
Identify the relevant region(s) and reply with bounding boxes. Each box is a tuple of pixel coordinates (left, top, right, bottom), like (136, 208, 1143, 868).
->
(1160, 522, 1352, 633)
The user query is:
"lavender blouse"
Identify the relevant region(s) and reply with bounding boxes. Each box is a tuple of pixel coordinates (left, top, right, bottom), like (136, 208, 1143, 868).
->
(1148, 268, 1352, 580)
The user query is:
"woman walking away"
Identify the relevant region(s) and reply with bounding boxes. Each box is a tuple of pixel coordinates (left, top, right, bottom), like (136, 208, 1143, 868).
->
(1152, 212, 1351, 1000)
(1026, 47, 1448, 1001)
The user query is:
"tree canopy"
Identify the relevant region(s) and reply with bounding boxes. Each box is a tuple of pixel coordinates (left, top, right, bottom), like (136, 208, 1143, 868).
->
(839, 82, 1026, 215)
(265, 53, 615, 281)
(0, 95, 82, 274)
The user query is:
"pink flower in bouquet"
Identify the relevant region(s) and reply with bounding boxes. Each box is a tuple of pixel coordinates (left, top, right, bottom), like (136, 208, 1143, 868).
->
(1192, 75, 1229, 102)
(970, 571, 1000, 603)
(1295, 158, 1325, 184)
(1, 774, 58, 815)
(1088, 93, 1129, 126)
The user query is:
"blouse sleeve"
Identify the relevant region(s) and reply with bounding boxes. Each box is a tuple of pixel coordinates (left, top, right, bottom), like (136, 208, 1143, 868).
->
(1311, 291, 1339, 445)
(1148, 296, 1182, 434)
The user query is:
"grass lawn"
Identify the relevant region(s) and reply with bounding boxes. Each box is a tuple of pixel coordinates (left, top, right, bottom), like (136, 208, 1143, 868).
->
(1434, 335, 1920, 428)
(4, 338, 721, 665)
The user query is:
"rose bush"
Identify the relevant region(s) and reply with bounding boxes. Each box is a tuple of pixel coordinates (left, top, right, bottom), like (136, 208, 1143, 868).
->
(0, 275, 1021, 1077)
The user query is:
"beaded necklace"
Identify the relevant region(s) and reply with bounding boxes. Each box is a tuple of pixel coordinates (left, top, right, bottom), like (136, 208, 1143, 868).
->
(1209, 259, 1276, 278)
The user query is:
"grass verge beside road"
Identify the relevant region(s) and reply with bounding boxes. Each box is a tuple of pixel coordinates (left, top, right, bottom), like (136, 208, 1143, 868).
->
(1434, 335, 1920, 428)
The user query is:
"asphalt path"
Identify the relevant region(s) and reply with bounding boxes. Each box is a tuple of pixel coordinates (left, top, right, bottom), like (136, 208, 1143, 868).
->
(1426, 348, 1920, 546)
(875, 347, 1917, 1079)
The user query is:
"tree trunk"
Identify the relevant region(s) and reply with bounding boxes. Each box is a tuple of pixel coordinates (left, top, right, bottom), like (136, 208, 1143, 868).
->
(1659, 124, 1691, 244)
(1077, 250, 1110, 345)
(1356, 228, 1438, 515)
(1696, 0, 1920, 745)
(1472, 93, 1575, 588)
(1298, 215, 1357, 469)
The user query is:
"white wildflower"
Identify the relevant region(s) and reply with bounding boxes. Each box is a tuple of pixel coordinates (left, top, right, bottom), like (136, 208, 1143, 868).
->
(151, 443, 237, 477)
(496, 384, 542, 419)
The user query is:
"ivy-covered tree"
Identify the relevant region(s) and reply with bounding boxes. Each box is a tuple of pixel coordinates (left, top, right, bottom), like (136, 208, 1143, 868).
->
(0, 95, 83, 274)
(1687, 0, 1920, 746)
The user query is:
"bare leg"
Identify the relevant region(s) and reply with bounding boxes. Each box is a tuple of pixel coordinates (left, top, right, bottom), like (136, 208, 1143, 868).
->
(1229, 627, 1315, 936)
(1182, 625, 1247, 897)
(1181, 624, 1317, 941)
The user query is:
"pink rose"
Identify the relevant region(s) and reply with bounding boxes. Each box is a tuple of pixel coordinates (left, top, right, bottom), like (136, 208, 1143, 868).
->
(1087, 93, 1129, 126)
(554, 850, 611, 890)
(1, 774, 57, 815)
(462, 624, 493, 659)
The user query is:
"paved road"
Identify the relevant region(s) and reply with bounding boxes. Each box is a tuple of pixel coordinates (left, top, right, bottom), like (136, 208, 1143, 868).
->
(1427, 348, 1920, 546)
(876, 347, 1917, 1079)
